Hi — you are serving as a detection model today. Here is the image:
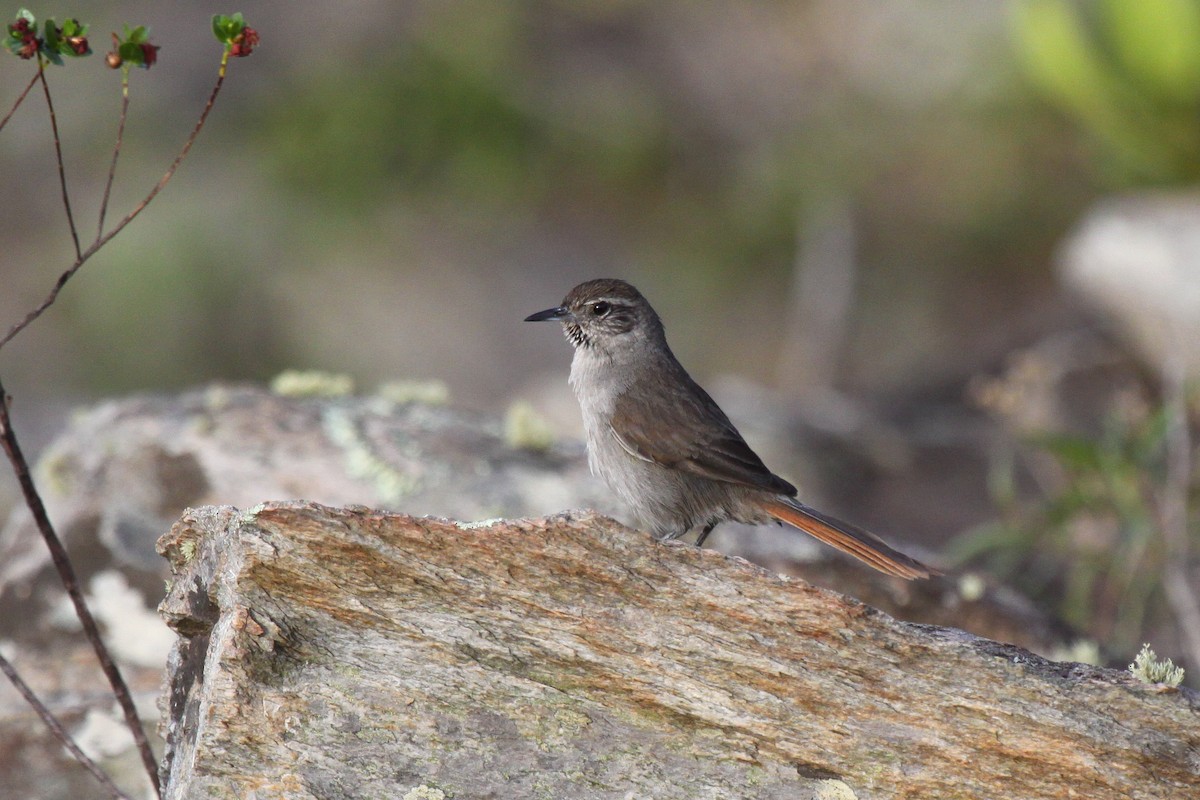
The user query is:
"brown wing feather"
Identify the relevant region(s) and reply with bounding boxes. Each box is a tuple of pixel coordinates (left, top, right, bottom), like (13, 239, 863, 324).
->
(610, 369, 796, 496)
(609, 360, 937, 580)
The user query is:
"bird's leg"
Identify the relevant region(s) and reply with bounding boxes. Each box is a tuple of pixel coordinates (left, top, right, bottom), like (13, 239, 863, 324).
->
(693, 521, 717, 547)
(656, 520, 701, 542)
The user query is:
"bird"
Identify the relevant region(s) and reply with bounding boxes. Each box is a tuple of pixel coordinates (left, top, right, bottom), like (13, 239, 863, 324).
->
(525, 278, 936, 580)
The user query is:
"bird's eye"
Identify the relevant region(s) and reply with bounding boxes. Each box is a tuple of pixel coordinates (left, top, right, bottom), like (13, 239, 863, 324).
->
(591, 301, 611, 317)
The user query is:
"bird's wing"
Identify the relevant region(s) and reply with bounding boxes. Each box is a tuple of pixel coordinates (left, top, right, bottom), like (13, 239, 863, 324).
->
(609, 372, 796, 496)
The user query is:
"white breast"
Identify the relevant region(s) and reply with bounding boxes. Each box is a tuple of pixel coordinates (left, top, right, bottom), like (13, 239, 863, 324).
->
(568, 346, 623, 477)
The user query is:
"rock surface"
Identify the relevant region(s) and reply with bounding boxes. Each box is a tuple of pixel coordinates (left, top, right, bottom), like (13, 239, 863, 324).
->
(1061, 193, 1200, 376)
(0, 385, 1094, 798)
(0, 383, 603, 799)
(157, 501, 1199, 800)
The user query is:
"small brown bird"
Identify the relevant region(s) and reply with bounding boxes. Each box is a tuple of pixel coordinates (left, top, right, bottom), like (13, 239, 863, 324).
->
(526, 278, 935, 579)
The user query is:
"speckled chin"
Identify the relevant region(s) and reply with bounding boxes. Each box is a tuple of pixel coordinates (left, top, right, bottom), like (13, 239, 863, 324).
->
(565, 323, 589, 349)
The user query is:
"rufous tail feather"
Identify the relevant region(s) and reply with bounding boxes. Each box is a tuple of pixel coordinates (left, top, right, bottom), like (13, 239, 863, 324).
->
(763, 497, 937, 580)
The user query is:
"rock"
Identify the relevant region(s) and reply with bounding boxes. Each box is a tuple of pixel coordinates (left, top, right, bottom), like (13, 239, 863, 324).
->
(0, 383, 603, 799)
(1061, 193, 1200, 376)
(157, 501, 1199, 800)
(0, 385, 1091, 798)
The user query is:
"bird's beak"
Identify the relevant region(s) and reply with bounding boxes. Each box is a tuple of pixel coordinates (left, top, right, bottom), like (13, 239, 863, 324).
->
(524, 305, 570, 322)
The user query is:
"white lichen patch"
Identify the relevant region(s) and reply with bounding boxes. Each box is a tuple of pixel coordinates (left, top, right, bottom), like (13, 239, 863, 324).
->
(957, 572, 986, 602)
(73, 706, 135, 761)
(813, 778, 858, 799)
(402, 787, 446, 800)
(88, 571, 176, 668)
(46, 592, 84, 632)
(377, 379, 450, 406)
(35, 446, 76, 497)
(504, 400, 555, 451)
(323, 407, 418, 503)
(455, 518, 506, 530)
(203, 383, 233, 411)
(270, 369, 355, 398)
(1128, 643, 1185, 687)
(178, 537, 199, 564)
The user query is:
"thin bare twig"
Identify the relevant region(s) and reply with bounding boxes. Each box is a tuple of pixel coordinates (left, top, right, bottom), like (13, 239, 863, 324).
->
(0, 70, 40, 134)
(1159, 347, 1200, 671)
(99, 49, 230, 248)
(0, 42, 239, 800)
(37, 58, 82, 261)
(0, 651, 134, 800)
(0, 52, 230, 353)
(97, 74, 131, 239)
(0, 379, 161, 795)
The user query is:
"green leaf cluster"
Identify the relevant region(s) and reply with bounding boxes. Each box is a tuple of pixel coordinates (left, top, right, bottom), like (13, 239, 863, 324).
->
(954, 401, 1195, 658)
(41, 16, 88, 64)
(1012, 0, 1200, 181)
(3, 9, 33, 58)
(211, 12, 246, 45)
(6, 8, 91, 64)
(113, 24, 156, 69)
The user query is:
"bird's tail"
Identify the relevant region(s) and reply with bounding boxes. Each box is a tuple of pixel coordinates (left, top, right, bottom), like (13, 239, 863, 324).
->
(762, 497, 937, 580)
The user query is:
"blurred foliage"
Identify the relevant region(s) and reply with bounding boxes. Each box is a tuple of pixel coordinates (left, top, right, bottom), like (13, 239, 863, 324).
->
(1013, 0, 1200, 181)
(261, 7, 673, 215)
(256, 8, 793, 287)
(994, 0, 1200, 671)
(252, 3, 1088, 347)
(69, 225, 289, 391)
(266, 47, 551, 208)
(954, 395, 1198, 658)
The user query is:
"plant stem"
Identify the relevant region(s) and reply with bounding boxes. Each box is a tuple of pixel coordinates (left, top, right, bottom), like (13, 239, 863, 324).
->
(0, 379, 161, 795)
(98, 72, 131, 240)
(37, 56, 82, 261)
(0, 651, 135, 800)
(0, 55, 231, 353)
(0, 70, 39, 134)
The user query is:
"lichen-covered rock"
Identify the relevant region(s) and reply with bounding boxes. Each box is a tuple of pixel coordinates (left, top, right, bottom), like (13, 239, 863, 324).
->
(0, 384, 603, 798)
(157, 501, 1199, 800)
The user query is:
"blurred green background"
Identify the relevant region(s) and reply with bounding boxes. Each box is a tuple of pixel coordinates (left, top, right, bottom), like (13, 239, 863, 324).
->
(2, 2, 1090, 403)
(2, 1, 1198, 678)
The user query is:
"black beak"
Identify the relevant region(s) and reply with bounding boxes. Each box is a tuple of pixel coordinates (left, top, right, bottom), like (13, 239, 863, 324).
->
(524, 305, 569, 322)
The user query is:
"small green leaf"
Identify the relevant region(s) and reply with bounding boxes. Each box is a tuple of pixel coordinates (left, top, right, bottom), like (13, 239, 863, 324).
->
(42, 18, 58, 48)
(1104, 0, 1200, 102)
(16, 8, 35, 25)
(211, 12, 246, 44)
(1032, 433, 1103, 471)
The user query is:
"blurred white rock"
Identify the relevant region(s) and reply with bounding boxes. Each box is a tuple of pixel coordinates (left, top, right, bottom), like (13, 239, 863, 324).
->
(1061, 194, 1200, 377)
